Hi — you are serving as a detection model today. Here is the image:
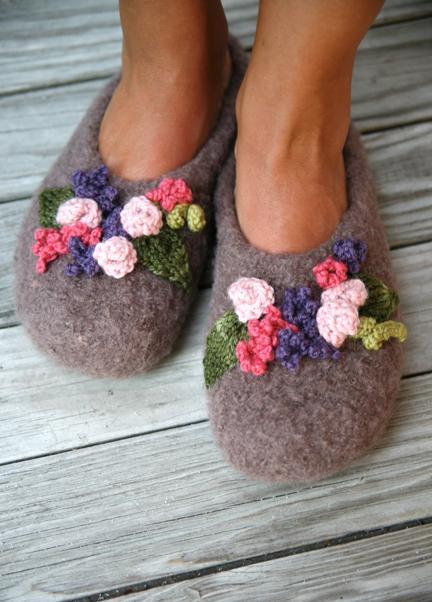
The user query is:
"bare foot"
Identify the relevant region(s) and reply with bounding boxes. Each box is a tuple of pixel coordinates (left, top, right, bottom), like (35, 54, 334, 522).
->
(99, 0, 230, 181)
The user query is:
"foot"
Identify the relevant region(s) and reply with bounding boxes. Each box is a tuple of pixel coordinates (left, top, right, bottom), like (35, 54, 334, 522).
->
(99, 8, 230, 180)
(234, 64, 350, 255)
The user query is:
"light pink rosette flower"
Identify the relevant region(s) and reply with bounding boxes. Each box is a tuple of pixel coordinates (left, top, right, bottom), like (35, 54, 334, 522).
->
(93, 236, 137, 279)
(317, 278, 368, 347)
(56, 197, 102, 228)
(321, 279, 368, 308)
(146, 178, 193, 212)
(120, 195, 163, 238)
(228, 277, 275, 323)
(316, 301, 361, 348)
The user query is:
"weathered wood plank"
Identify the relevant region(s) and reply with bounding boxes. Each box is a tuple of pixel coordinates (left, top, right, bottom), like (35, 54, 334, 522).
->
(1, 372, 432, 602)
(1, 0, 431, 95)
(1, 16, 432, 203)
(0, 241, 430, 463)
(125, 524, 432, 602)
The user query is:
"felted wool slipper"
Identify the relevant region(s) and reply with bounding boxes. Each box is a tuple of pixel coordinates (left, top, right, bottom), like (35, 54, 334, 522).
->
(203, 125, 407, 483)
(15, 37, 248, 377)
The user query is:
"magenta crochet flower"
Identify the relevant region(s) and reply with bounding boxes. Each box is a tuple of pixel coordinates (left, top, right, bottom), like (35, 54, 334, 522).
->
(120, 195, 163, 238)
(312, 256, 348, 289)
(56, 197, 102, 229)
(228, 277, 275, 323)
(146, 178, 193, 212)
(93, 236, 137, 279)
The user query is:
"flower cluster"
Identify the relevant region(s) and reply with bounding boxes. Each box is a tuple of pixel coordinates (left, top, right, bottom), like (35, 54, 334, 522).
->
(33, 166, 206, 283)
(205, 238, 407, 383)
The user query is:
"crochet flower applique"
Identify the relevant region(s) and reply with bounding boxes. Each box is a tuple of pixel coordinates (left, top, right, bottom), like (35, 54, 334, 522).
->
(32, 165, 206, 290)
(203, 239, 407, 388)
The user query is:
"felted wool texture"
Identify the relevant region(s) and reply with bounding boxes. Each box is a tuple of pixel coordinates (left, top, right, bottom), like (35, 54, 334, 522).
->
(14, 37, 248, 378)
(206, 125, 404, 483)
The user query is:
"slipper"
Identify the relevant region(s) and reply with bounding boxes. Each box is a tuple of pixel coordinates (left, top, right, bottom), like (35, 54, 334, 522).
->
(14, 37, 248, 377)
(203, 125, 407, 483)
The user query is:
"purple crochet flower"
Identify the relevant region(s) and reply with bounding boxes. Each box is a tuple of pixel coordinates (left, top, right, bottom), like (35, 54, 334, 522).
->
(332, 239, 367, 274)
(72, 165, 118, 213)
(276, 327, 339, 371)
(65, 237, 100, 277)
(280, 287, 320, 338)
(102, 206, 130, 240)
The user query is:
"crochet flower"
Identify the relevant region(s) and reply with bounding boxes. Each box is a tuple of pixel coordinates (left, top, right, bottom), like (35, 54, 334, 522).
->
(332, 239, 367, 274)
(321, 278, 368, 308)
(236, 340, 267, 376)
(281, 287, 320, 338)
(32, 223, 102, 273)
(72, 165, 118, 213)
(56, 197, 102, 229)
(65, 237, 100, 277)
(93, 236, 137, 278)
(316, 301, 361, 348)
(228, 277, 275, 323)
(312, 256, 348, 289)
(120, 196, 163, 238)
(276, 328, 339, 371)
(316, 279, 368, 348)
(102, 206, 129, 240)
(146, 178, 193, 212)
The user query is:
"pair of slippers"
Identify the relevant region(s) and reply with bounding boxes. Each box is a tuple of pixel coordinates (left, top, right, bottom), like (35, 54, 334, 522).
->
(14, 38, 407, 483)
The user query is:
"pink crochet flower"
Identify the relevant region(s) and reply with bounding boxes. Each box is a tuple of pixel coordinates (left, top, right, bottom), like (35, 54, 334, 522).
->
(316, 300, 361, 348)
(236, 305, 297, 376)
(228, 277, 275, 323)
(316, 279, 367, 347)
(312, 256, 348, 289)
(321, 278, 368, 308)
(236, 340, 267, 376)
(93, 236, 137, 278)
(56, 197, 102, 228)
(146, 178, 193, 212)
(32, 224, 102, 273)
(120, 195, 163, 238)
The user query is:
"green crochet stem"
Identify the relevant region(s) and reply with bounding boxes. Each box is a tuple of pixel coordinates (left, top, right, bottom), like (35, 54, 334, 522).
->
(39, 186, 74, 228)
(166, 203, 206, 233)
(133, 228, 192, 291)
(204, 310, 248, 388)
(358, 272, 399, 322)
(187, 204, 206, 232)
(353, 316, 407, 351)
(166, 204, 189, 230)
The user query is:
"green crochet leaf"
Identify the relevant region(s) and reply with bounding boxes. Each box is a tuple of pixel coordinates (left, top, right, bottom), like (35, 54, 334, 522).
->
(358, 272, 399, 322)
(39, 186, 74, 228)
(133, 228, 192, 291)
(204, 310, 248, 389)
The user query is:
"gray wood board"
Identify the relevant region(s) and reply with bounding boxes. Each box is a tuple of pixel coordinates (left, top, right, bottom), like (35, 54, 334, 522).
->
(1, 371, 432, 601)
(1, 0, 431, 94)
(123, 524, 432, 602)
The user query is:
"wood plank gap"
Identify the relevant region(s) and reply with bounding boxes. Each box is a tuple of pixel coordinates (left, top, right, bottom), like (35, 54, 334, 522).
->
(362, 117, 432, 136)
(66, 515, 432, 602)
(0, 418, 208, 470)
(371, 13, 432, 28)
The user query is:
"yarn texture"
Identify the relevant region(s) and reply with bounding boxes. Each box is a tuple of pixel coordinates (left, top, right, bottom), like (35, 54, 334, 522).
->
(204, 125, 406, 484)
(15, 36, 249, 376)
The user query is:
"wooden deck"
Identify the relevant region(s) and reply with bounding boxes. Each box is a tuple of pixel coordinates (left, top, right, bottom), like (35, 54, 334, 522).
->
(1, 1, 432, 600)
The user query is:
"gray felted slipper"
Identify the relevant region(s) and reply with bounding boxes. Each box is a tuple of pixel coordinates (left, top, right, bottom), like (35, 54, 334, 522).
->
(203, 125, 408, 483)
(14, 37, 248, 377)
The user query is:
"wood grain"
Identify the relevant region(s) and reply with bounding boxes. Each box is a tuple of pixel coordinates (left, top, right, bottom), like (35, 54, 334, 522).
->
(1, 372, 431, 602)
(123, 524, 432, 602)
(1, 0, 431, 95)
